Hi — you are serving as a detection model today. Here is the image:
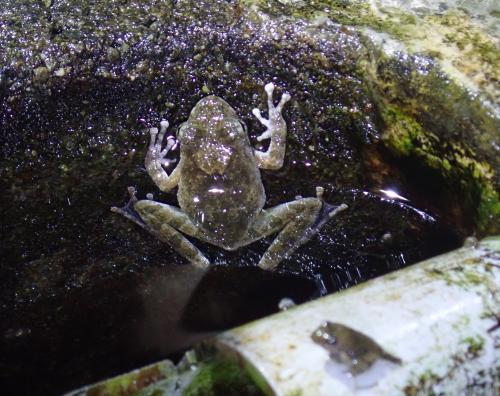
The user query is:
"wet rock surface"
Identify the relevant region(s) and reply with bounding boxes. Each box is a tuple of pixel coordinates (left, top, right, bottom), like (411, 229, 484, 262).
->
(0, 0, 497, 395)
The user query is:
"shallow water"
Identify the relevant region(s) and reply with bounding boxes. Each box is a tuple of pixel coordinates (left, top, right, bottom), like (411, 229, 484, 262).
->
(0, 145, 461, 395)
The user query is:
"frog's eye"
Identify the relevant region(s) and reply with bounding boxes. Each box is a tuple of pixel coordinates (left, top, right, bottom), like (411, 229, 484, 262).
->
(225, 120, 247, 141)
(233, 120, 247, 138)
(177, 122, 186, 138)
(177, 122, 194, 143)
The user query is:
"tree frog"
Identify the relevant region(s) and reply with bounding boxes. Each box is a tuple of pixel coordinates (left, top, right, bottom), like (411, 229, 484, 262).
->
(112, 83, 347, 270)
(311, 321, 402, 375)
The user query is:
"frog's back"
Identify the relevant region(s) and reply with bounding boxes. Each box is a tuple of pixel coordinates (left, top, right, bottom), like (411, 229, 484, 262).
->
(177, 145, 265, 250)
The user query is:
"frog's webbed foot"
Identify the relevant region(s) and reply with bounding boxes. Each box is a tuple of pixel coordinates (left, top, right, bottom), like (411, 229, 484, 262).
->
(252, 83, 291, 142)
(111, 186, 146, 228)
(313, 186, 348, 230)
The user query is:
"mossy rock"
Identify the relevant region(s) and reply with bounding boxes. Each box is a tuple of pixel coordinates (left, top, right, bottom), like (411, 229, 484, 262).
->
(182, 360, 263, 396)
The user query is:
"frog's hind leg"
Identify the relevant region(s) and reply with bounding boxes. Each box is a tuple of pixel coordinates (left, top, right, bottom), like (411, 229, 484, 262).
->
(248, 187, 347, 270)
(111, 187, 210, 269)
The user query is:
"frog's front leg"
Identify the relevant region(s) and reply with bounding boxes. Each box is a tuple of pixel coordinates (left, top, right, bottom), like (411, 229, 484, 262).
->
(247, 187, 348, 270)
(145, 119, 181, 192)
(252, 83, 291, 169)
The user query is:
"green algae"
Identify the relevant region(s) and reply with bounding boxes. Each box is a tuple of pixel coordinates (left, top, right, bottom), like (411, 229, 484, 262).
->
(380, 104, 437, 158)
(404, 370, 441, 396)
(68, 361, 176, 396)
(403, 331, 493, 395)
(182, 360, 263, 396)
(472, 180, 500, 235)
(366, 50, 500, 235)
(66, 354, 267, 396)
(426, 10, 500, 71)
(463, 335, 485, 358)
(378, 100, 499, 235)
(246, 0, 500, 234)
(249, 0, 499, 112)
(245, 0, 417, 39)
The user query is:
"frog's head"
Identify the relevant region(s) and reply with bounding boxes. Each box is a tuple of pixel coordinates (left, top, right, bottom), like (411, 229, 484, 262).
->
(178, 96, 248, 175)
(311, 322, 338, 348)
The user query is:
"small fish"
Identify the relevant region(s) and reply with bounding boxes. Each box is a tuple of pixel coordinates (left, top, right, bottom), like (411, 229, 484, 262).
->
(311, 321, 402, 375)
